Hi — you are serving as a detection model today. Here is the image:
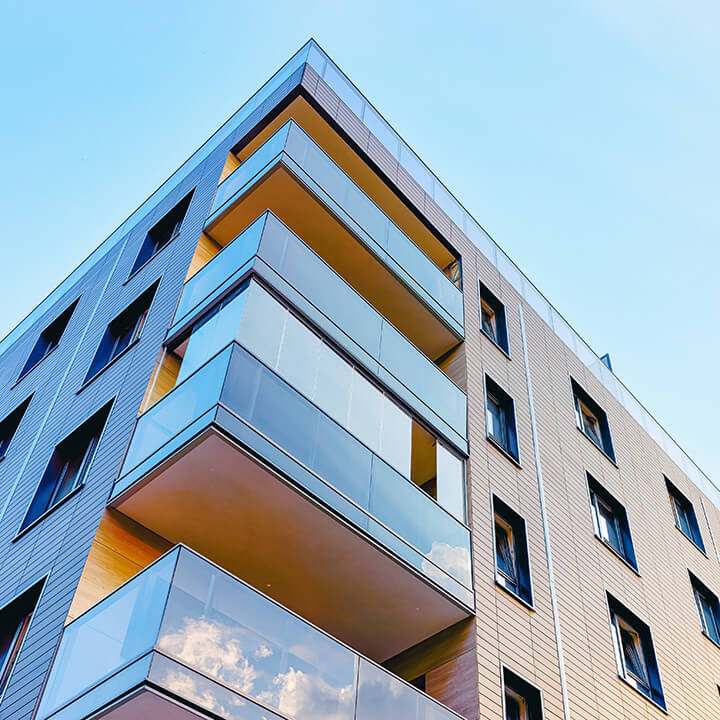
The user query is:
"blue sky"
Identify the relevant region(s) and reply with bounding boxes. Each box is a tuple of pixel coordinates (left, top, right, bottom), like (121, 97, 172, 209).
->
(1, 0, 718, 481)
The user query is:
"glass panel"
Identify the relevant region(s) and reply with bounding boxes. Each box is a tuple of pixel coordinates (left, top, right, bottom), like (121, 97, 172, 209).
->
(158, 550, 357, 720)
(178, 287, 248, 383)
(121, 349, 229, 474)
(149, 655, 285, 720)
(356, 658, 419, 720)
(238, 282, 287, 370)
(370, 458, 471, 587)
(277, 311, 322, 400)
(436, 444, 465, 522)
(38, 552, 176, 717)
(250, 367, 319, 469)
(314, 414, 372, 508)
(175, 215, 264, 325)
(379, 396, 411, 479)
(379, 322, 466, 437)
(313, 342, 353, 426)
(347, 370, 383, 455)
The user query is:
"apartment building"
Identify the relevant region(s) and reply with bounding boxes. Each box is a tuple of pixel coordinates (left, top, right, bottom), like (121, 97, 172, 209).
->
(0, 40, 718, 720)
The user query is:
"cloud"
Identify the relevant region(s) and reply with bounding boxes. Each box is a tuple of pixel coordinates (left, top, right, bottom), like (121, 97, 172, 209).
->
(422, 541, 471, 586)
(158, 617, 259, 694)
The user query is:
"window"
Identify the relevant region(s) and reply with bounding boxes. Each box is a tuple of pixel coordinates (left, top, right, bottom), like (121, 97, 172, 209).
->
(130, 191, 193, 275)
(690, 573, 720, 646)
(479, 282, 509, 354)
(0, 397, 32, 462)
(485, 376, 519, 462)
(503, 668, 543, 720)
(443, 259, 462, 290)
(607, 594, 665, 709)
(571, 379, 615, 461)
(494, 496, 532, 606)
(85, 282, 158, 383)
(20, 402, 112, 531)
(0, 581, 43, 697)
(666, 477, 706, 551)
(18, 299, 79, 379)
(587, 474, 637, 569)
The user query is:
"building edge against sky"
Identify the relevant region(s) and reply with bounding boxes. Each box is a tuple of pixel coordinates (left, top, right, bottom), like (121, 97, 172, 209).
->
(2, 37, 720, 720)
(0, 38, 713, 505)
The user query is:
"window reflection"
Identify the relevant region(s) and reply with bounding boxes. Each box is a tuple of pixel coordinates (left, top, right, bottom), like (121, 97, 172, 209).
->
(158, 553, 357, 720)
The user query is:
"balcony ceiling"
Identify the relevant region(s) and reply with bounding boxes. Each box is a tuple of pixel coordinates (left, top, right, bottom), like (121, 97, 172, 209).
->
(112, 429, 471, 663)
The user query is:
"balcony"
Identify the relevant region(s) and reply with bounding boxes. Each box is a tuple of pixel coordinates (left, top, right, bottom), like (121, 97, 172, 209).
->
(172, 212, 466, 450)
(38, 546, 467, 720)
(204, 120, 464, 357)
(111, 304, 472, 657)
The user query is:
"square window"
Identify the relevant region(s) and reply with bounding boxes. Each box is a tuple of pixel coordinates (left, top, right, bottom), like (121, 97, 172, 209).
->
(665, 476, 706, 552)
(494, 496, 533, 606)
(18, 299, 79, 380)
(587, 473, 637, 570)
(571, 379, 615, 461)
(503, 667, 543, 720)
(130, 191, 193, 275)
(479, 282, 509, 354)
(20, 402, 112, 532)
(0, 581, 43, 697)
(85, 281, 159, 383)
(485, 376, 519, 462)
(0, 396, 32, 462)
(607, 593, 665, 709)
(690, 573, 720, 646)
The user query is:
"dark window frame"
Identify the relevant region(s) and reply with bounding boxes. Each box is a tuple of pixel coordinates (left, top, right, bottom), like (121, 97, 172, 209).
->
(570, 378, 616, 462)
(493, 495, 533, 607)
(0, 396, 32, 462)
(84, 281, 159, 384)
(586, 473, 638, 571)
(607, 593, 666, 710)
(0, 579, 44, 700)
(19, 401, 113, 533)
(485, 375, 520, 463)
(690, 572, 720, 647)
(665, 476, 706, 552)
(129, 191, 194, 277)
(502, 667, 544, 720)
(479, 281, 510, 355)
(18, 298, 80, 380)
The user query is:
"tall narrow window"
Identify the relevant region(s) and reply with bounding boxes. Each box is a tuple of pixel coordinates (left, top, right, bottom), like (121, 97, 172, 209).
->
(0, 396, 32, 462)
(690, 573, 720, 646)
(19, 298, 79, 379)
(665, 476, 705, 552)
(485, 376, 519, 462)
(503, 668, 543, 720)
(571, 379, 615, 461)
(494, 496, 532, 606)
(21, 402, 112, 531)
(607, 594, 665, 709)
(479, 282, 509, 354)
(0, 581, 43, 697)
(587, 473, 637, 569)
(130, 191, 193, 275)
(85, 282, 158, 383)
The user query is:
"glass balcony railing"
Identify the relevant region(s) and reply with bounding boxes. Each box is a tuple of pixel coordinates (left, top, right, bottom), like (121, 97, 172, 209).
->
(114, 340, 472, 609)
(38, 546, 466, 720)
(171, 212, 467, 448)
(207, 120, 464, 334)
